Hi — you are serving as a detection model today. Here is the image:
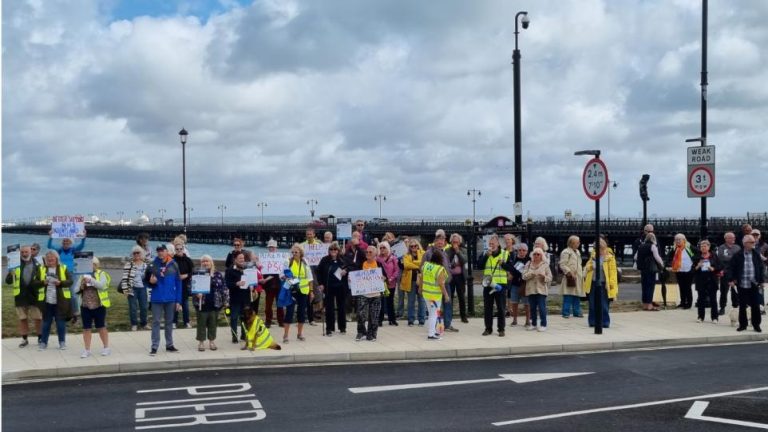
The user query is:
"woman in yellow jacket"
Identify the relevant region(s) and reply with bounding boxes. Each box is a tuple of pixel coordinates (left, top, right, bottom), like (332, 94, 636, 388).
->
(583, 239, 619, 329)
(401, 239, 426, 326)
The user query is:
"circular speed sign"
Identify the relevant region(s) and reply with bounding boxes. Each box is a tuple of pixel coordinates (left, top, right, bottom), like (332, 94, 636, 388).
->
(688, 166, 713, 196)
(582, 158, 609, 200)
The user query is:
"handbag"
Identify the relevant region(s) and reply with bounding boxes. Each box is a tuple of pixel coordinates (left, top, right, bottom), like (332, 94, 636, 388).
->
(482, 253, 502, 288)
(566, 273, 577, 288)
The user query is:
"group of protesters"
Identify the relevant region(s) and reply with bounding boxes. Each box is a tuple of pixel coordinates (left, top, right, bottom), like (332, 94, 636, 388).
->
(6, 220, 766, 357)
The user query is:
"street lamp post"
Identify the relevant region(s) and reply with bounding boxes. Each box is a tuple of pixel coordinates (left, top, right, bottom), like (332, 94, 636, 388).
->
(306, 199, 318, 220)
(179, 128, 189, 232)
(257, 202, 268, 225)
(575, 149, 605, 335)
(373, 194, 386, 219)
(217, 204, 227, 226)
(466, 189, 482, 317)
(158, 208, 167, 224)
(512, 11, 530, 226)
(188, 207, 194, 224)
(467, 189, 481, 225)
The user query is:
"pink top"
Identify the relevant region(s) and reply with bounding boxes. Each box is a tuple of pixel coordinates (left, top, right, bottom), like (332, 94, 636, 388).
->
(377, 254, 401, 289)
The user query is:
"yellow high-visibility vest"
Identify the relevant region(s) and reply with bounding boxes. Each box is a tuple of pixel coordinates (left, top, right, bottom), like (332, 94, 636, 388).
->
(484, 250, 508, 285)
(290, 260, 311, 295)
(93, 269, 111, 308)
(421, 262, 446, 301)
(37, 265, 70, 302)
(246, 316, 275, 349)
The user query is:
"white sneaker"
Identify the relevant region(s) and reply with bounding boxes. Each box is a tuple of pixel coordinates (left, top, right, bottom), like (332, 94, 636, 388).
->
(101, 347, 111, 356)
(537, 326, 547, 332)
(696, 318, 703, 323)
(80, 350, 91, 358)
(712, 319, 718, 324)
(59, 343, 67, 350)
(185, 323, 192, 329)
(526, 326, 537, 331)
(131, 325, 138, 331)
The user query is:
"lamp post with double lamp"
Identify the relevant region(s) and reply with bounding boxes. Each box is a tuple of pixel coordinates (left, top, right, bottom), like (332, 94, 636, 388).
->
(256, 202, 267, 225)
(466, 189, 482, 316)
(373, 194, 386, 219)
(158, 208, 167, 225)
(467, 189, 481, 226)
(306, 199, 318, 221)
(217, 204, 227, 227)
(575, 149, 607, 335)
(512, 11, 530, 226)
(607, 181, 618, 219)
(178, 128, 189, 232)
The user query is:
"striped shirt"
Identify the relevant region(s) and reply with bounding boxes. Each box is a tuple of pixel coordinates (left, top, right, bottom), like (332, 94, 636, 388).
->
(741, 250, 757, 288)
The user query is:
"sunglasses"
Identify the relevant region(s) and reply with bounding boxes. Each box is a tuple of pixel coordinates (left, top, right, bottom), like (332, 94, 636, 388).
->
(356, 224, 364, 227)
(132, 252, 142, 255)
(329, 248, 339, 251)
(410, 245, 418, 249)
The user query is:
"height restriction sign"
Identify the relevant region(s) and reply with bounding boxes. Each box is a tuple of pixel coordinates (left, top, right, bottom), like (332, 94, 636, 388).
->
(687, 145, 715, 198)
(582, 158, 608, 200)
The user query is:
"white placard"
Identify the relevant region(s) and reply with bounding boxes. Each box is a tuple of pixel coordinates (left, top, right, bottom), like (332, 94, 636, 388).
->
(334, 267, 343, 280)
(258, 252, 289, 275)
(191, 271, 211, 294)
(348, 268, 385, 296)
(336, 218, 352, 240)
(73, 251, 94, 274)
(6, 244, 20, 269)
(241, 268, 259, 288)
(51, 215, 86, 239)
(303, 243, 328, 266)
(390, 241, 407, 259)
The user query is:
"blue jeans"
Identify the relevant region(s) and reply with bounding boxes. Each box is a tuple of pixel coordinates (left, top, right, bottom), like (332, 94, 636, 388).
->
(229, 303, 247, 340)
(529, 294, 547, 327)
(588, 285, 611, 328)
(396, 288, 405, 317)
(562, 295, 582, 317)
(41, 303, 66, 345)
(128, 287, 148, 327)
(174, 289, 190, 326)
(640, 271, 656, 304)
(285, 293, 309, 324)
(407, 289, 426, 324)
(69, 285, 81, 316)
(151, 302, 175, 349)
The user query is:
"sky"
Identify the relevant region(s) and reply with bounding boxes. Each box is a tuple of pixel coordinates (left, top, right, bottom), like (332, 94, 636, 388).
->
(2, 0, 767, 222)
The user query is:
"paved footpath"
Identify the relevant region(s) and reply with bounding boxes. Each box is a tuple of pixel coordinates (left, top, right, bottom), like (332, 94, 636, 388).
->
(3, 307, 766, 382)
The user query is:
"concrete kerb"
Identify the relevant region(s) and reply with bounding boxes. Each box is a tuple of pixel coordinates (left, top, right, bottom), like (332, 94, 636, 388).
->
(4, 335, 768, 383)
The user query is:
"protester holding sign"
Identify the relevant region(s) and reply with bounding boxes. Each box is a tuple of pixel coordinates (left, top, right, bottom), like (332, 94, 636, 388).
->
(225, 251, 251, 344)
(77, 257, 111, 358)
(5, 245, 42, 348)
(34, 250, 73, 350)
(260, 240, 285, 328)
(282, 244, 313, 344)
(301, 227, 323, 326)
(47, 230, 86, 323)
(172, 241, 194, 329)
(355, 246, 385, 342)
(418, 248, 450, 340)
(317, 242, 348, 336)
(192, 255, 229, 352)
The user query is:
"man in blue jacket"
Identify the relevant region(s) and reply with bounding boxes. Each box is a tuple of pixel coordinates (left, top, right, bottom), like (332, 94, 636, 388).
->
(144, 244, 182, 355)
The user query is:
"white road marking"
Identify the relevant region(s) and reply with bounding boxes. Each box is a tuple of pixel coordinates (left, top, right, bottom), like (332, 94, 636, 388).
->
(492, 386, 768, 426)
(685, 401, 768, 430)
(349, 372, 592, 393)
(136, 394, 256, 406)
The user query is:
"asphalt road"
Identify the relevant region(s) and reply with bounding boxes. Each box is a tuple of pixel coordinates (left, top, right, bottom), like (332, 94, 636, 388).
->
(4, 343, 768, 431)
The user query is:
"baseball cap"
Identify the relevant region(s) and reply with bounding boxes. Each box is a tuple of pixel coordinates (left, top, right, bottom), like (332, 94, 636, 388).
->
(156, 244, 167, 251)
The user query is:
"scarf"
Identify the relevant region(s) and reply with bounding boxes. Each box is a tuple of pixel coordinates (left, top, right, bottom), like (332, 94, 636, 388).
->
(672, 244, 685, 272)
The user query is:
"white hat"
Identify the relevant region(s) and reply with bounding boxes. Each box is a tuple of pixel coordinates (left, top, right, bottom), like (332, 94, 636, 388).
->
(267, 239, 278, 248)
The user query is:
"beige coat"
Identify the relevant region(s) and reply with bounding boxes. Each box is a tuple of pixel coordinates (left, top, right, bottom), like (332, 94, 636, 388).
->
(522, 260, 553, 296)
(558, 247, 584, 296)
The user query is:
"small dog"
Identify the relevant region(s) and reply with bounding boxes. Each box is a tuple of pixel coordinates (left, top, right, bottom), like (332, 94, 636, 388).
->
(729, 308, 750, 327)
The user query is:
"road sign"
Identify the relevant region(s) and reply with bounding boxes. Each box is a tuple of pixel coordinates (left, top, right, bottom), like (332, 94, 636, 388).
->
(688, 166, 714, 197)
(582, 158, 608, 200)
(687, 145, 715, 198)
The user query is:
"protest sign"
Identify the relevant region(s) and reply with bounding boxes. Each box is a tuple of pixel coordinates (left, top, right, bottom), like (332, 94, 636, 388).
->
(73, 251, 94, 274)
(191, 271, 211, 294)
(303, 243, 328, 266)
(51, 215, 86, 239)
(348, 268, 385, 296)
(390, 241, 407, 259)
(6, 245, 20, 269)
(241, 268, 259, 288)
(336, 218, 352, 240)
(259, 252, 289, 275)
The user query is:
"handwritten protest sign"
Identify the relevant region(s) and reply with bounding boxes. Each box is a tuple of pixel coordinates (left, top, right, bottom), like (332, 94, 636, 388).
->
(51, 215, 86, 239)
(191, 271, 211, 294)
(336, 218, 352, 240)
(73, 251, 94, 274)
(259, 252, 290, 275)
(241, 268, 259, 288)
(390, 241, 407, 259)
(303, 243, 328, 266)
(349, 268, 385, 296)
(6, 245, 20, 269)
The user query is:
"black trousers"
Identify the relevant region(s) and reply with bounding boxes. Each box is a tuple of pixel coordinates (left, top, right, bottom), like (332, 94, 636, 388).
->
(449, 274, 467, 320)
(676, 271, 694, 308)
(719, 276, 739, 308)
(325, 285, 346, 332)
(483, 286, 505, 332)
(696, 284, 718, 321)
(737, 286, 762, 329)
